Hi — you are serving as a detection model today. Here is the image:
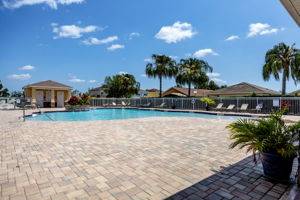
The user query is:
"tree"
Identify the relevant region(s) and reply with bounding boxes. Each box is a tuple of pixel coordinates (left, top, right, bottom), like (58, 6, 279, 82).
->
(10, 91, 24, 97)
(176, 58, 212, 96)
(263, 43, 300, 95)
(0, 81, 9, 97)
(207, 80, 219, 90)
(104, 73, 140, 98)
(145, 54, 177, 97)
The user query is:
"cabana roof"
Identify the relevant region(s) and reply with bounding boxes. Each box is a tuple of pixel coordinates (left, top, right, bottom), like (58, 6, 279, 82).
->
(23, 80, 72, 89)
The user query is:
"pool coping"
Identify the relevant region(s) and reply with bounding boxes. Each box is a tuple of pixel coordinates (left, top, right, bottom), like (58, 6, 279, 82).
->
(25, 106, 265, 120)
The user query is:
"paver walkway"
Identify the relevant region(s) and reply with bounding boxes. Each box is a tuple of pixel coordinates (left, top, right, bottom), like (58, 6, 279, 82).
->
(166, 156, 297, 200)
(0, 109, 297, 200)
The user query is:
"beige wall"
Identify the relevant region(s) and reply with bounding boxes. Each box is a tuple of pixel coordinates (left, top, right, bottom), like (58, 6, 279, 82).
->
(24, 87, 71, 108)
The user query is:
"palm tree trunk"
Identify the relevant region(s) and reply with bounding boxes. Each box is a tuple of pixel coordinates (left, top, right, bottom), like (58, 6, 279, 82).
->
(159, 75, 162, 98)
(188, 82, 191, 97)
(282, 67, 287, 95)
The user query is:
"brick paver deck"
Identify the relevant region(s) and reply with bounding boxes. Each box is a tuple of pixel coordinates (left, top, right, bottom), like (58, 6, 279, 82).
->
(0, 109, 297, 200)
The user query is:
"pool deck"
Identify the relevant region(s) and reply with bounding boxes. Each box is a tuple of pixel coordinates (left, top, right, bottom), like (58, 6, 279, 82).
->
(0, 108, 299, 200)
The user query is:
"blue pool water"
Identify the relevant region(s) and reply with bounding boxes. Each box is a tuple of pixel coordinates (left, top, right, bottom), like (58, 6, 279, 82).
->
(27, 108, 250, 121)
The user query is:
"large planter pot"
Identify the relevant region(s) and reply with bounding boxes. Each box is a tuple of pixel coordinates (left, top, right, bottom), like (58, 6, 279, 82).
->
(65, 105, 90, 111)
(261, 152, 295, 182)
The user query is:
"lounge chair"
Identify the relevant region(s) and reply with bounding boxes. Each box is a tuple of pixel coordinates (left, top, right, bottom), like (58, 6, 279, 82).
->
(238, 104, 248, 112)
(155, 102, 166, 108)
(213, 103, 224, 110)
(226, 104, 235, 111)
(112, 102, 117, 106)
(141, 102, 151, 107)
(121, 101, 127, 106)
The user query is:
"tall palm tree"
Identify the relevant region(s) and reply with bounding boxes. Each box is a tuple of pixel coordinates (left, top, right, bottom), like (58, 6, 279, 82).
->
(176, 58, 213, 97)
(263, 43, 300, 95)
(145, 54, 177, 97)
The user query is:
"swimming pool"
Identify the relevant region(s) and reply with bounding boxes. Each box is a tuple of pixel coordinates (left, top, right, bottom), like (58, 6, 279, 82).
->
(27, 108, 251, 121)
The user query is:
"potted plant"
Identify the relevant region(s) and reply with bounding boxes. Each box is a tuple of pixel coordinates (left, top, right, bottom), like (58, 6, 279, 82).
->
(200, 97, 216, 111)
(226, 110, 300, 182)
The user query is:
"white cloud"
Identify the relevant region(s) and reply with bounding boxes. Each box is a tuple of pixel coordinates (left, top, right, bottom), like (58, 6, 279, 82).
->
(144, 58, 152, 62)
(141, 74, 147, 78)
(69, 75, 85, 83)
(185, 53, 192, 57)
(225, 35, 239, 41)
(8, 73, 31, 80)
(82, 36, 118, 45)
(2, 0, 85, 9)
(193, 49, 218, 58)
(51, 22, 58, 27)
(107, 44, 124, 51)
(211, 78, 227, 84)
(53, 24, 98, 39)
(169, 55, 178, 59)
(118, 71, 128, 75)
(88, 80, 97, 83)
(129, 32, 140, 39)
(19, 65, 35, 70)
(155, 21, 196, 43)
(247, 23, 281, 38)
(206, 72, 220, 77)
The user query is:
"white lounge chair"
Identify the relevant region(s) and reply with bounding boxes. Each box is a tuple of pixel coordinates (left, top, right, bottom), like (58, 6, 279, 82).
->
(214, 103, 224, 110)
(226, 104, 235, 110)
(155, 102, 166, 108)
(239, 104, 249, 112)
(112, 102, 117, 106)
(122, 101, 127, 106)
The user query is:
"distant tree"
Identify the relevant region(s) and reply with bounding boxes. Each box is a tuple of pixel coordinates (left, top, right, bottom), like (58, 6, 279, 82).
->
(220, 85, 227, 89)
(146, 54, 177, 97)
(72, 89, 81, 96)
(207, 80, 219, 90)
(0, 81, 9, 97)
(104, 73, 140, 98)
(176, 58, 212, 97)
(263, 43, 300, 95)
(10, 91, 24, 97)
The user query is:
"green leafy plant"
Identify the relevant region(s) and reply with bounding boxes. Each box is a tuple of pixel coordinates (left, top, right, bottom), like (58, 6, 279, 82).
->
(200, 97, 216, 105)
(226, 111, 300, 163)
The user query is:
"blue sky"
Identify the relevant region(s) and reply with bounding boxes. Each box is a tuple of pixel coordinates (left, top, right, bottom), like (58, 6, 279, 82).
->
(0, 0, 300, 93)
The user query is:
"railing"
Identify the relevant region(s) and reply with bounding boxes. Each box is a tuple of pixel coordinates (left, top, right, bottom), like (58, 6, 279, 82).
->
(0, 97, 32, 110)
(90, 97, 300, 115)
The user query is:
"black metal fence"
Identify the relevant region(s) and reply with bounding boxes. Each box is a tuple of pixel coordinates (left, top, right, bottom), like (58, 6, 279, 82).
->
(90, 97, 300, 115)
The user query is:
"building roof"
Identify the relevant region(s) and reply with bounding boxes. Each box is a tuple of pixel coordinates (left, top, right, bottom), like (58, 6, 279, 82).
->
(289, 89, 300, 95)
(89, 87, 106, 92)
(207, 82, 280, 95)
(23, 80, 72, 89)
(281, 0, 300, 27)
(146, 88, 160, 92)
(163, 87, 212, 97)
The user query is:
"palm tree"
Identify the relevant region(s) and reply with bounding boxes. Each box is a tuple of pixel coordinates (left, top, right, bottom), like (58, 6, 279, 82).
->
(145, 54, 177, 97)
(176, 58, 212, 97)
(263, 43, 300, 95)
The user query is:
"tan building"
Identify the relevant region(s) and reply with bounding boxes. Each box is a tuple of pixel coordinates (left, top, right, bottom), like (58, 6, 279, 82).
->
(88, 87, 107, 97)
(281, 0, 300, 27)
(289, 89, 300, 96)
(163, 87, 212, 97)
(23, 80, 72, 108)
(207, 82, 280, 97)
(146, 89, 160, 97)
